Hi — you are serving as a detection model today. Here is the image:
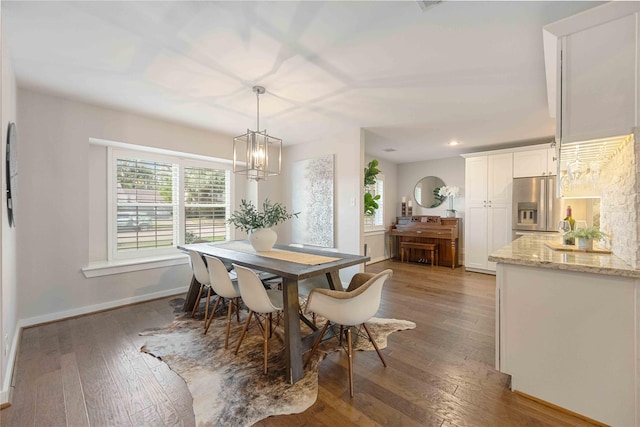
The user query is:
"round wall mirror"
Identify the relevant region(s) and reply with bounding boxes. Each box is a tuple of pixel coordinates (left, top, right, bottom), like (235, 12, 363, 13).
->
(414, 176, 445, 208)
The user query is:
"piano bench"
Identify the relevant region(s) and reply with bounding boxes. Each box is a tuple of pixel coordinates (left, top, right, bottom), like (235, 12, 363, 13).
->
(400, 242, 438, 267)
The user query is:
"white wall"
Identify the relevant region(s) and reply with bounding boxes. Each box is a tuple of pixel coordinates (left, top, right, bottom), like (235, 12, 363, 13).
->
(397, 156, 465, 217)
(397, 156, 466, 260)
(1, 25, 18, 405)
(274, 128, 364, 285)
(16, 88, 247, 325)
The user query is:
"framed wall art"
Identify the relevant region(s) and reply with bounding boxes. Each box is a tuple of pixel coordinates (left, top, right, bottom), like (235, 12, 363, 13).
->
(291, 154, 334, 247)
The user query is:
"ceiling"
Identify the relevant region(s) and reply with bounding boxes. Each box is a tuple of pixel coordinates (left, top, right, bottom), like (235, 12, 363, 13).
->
(2, 1, 600, 163)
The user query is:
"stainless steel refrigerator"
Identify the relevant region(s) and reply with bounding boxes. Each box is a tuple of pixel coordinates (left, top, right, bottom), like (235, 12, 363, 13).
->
(512, 176, 561, 239)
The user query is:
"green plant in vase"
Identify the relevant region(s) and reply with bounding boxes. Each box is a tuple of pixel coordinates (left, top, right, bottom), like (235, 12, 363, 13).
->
(228, 199, 299, 251)
(566, 226, 608, 250)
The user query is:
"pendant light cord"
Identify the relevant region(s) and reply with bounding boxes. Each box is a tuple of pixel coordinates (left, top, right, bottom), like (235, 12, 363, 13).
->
(256, 90, 260, 132)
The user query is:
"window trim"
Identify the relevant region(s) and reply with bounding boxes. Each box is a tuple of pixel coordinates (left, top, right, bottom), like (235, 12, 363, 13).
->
(82, 253, 188, 278)
(106, 145, 234, 261)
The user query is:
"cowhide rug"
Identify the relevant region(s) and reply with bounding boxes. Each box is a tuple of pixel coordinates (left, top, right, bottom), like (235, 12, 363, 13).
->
(140, 299, 415, 427)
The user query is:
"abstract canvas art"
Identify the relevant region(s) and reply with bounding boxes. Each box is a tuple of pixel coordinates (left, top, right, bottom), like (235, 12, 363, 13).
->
(291, 154, 334, 247)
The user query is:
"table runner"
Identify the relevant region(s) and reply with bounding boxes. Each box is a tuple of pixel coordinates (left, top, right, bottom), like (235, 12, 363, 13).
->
(218, 241, 341, 265)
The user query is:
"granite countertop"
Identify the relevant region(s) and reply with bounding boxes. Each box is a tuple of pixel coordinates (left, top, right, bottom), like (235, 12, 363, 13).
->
(489, 234, 640, 278)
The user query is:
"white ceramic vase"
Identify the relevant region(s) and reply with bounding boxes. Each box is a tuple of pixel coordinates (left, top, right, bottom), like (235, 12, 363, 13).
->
(249, 228, 277, 252)
(577, 237, 593, 251)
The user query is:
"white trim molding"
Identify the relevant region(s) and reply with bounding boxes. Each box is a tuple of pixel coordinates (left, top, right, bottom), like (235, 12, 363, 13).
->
(82, 253, 189, 278)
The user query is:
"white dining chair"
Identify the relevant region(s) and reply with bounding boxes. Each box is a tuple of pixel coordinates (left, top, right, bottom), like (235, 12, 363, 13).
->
(203, 255, 242, 348)
(187, 250, 213, 324)
(233, 263, 284, 374)
(304, 269, 393, 397)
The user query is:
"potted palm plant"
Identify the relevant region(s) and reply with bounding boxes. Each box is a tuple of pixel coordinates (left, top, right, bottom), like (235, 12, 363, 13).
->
(566, 226, 608, 251)
(227, 199, 299, 251)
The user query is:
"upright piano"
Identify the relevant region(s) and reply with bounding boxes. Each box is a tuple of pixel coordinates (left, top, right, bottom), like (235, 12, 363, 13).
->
(388, 216, 460, 268)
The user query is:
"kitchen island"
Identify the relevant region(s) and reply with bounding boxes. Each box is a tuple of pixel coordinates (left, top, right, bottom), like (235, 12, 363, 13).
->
(489, 234, 640, 426)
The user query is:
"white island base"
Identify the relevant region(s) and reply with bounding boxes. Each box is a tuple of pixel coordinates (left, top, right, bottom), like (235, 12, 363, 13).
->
(496, 263, 636, 426)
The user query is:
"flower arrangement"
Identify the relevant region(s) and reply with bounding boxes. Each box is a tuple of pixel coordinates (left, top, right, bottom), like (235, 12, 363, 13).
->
(227, 199, 299, 234)
(438, 186, 460, 216)
(437, 186, 460, 199)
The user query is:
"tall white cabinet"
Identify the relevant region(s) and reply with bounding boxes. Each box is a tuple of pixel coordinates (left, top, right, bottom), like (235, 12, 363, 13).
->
(463, 152, 513, 273)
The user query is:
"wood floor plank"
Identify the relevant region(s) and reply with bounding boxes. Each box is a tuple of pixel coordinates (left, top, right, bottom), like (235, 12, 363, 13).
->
(130, 404, 165, 427)
(60, 352, 90, 427)
(1, 355, 39, 427)
(56, 319, 74, 355)
(34, 370, 66, 427)
(74, 342, 133, 426)
(129, 355, 181, 425)
(37, 323, 62, 376)
(147, 359, 195, 426)
(88, 314, 157, 419)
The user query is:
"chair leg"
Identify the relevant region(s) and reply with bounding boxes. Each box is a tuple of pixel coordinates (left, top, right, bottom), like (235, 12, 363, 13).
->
(263, 314, 271, 374)
(234, 311, 253, 355)
(190, 284, 204, 317)
(204, 295, 222, 334)
(362, 323, 387, 367)
(347, 328, 354, 398)
(204, 287, 212, 326)
(224, 298, 234, 349)
(304, 320, 330, 369)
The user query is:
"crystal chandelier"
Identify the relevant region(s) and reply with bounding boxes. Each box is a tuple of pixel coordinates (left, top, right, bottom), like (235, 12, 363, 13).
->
(233, 86, 282, 181)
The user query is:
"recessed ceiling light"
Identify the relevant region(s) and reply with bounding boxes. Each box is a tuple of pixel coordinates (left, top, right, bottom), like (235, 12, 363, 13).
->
(448, 140, 460, 146)
(382, 148, 397, 152)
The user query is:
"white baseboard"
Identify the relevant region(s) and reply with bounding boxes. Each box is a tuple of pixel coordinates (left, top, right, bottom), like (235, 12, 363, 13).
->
(19, 286, 188, 328)
(0, 285, 188, 406)
(366, 256, 389, 265)
(1, 321, 20, 407)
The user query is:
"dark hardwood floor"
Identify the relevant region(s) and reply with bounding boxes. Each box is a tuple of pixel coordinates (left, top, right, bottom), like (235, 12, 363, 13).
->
(1, 260, 597, 426)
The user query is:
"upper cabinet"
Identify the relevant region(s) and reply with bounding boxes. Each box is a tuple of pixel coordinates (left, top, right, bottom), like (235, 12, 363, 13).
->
(513, 145, 556, 178)
(544, 3, 640, 143)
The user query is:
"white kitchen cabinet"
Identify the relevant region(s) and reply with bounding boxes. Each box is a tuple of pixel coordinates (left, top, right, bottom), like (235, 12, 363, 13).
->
(463, 152, 513, 272)
(544, 2, 640, 143)
(547, 146, 556, 175)
(513, 145, 556, 178)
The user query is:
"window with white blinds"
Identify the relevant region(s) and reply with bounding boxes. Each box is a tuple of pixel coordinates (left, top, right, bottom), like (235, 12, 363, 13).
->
(364, 176, 384, 230)
(110, 149, 232, 259)
(184, 167, 230, 244)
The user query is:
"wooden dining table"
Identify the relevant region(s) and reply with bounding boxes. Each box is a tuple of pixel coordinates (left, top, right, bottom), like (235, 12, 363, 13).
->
(178, 240, 369, 384)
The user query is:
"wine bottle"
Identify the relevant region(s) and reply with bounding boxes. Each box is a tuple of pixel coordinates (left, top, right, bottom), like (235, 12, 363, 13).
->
(563, 205, 575, 245)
